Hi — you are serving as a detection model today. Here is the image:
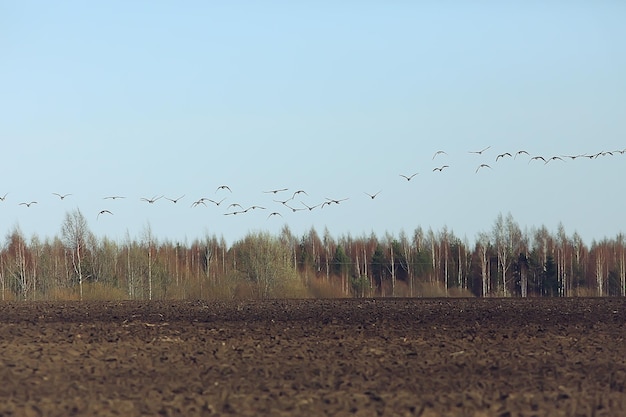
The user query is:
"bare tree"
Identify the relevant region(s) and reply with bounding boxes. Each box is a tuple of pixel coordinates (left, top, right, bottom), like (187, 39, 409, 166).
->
(556, 223, 571, 296)
(4, 226, 30, 300)
(593, 242, 606, 296)
(61, 209, 92, 301)
(476, 232, 491, 296)
(322, 228, 335, 283)
(492, 213, 522, 297)
(617, 234, 626, 297)
(399, 230, 414, 296)
(142, 223, 156, 301)
(439, 227, 451, 295)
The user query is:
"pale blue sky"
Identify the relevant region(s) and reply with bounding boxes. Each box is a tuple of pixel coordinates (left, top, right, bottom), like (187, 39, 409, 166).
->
(1, 1, 625, 245)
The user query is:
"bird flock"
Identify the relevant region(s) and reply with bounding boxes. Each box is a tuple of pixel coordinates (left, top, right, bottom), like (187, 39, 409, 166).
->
(1, 146, 624, 222)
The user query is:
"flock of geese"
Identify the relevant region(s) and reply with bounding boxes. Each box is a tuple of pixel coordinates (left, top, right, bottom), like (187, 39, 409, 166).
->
(0, 187, 354, 221)
(2, 146, 624, 222)
(399, 146, 625, 179)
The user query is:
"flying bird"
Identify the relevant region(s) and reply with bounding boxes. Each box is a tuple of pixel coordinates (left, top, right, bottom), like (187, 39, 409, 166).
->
(399, 173, 418, 181)
(475, 164, 492, 173)
(364, 191, 382, 199)
(227, 203, 243, 210)
(191, 199, 207, 208)
(267, 212, 283, 219)
(544, 156, 564, 164)
(432, 165, 449, 172)
(52, 193, 72, 200)
(205, 198, 226, 206)
(216, 185, 232, 193)
(528, 156, 546, 164)
(495, 153, 512, 161)
(432, 150, 447, 159)
(19, 201, 37, 207)
(285, 204, 306, 213)
(141, 195, 163, 204)
(103, 195, 126, 200)
(469, 146, 491, 155)
(292, 190, 308, 199)
(97, 210, 113, 219)
(263, 188, 288, 194)
(274, 198, 294, 206)
(514, 150, 530, 159)
(0, 193, 7, 202)
(165, 195, 185, 203)
(301, 202, 321, 211)
(325, 197, 349, 205)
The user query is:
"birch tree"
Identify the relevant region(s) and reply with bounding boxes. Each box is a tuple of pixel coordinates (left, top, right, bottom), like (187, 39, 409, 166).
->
(142, 223, 156, 301)
(61, 209, 92, 301)
(492, 213, 522, 297)
(616, 234, 626, 297)
(476, 232, 491, 296)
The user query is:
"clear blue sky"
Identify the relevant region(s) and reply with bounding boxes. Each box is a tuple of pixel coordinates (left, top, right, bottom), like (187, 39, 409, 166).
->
(1, 1, 625, 246)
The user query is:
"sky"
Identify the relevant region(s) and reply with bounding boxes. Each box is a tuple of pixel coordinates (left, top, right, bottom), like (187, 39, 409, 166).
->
(1, 1, 625, 246)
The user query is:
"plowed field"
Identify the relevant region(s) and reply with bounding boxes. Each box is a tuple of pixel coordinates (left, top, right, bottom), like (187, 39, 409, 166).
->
(1, 298, 625, 416)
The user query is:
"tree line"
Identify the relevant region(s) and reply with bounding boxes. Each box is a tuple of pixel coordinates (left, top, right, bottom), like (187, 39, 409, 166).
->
(1, 209, 624, 301)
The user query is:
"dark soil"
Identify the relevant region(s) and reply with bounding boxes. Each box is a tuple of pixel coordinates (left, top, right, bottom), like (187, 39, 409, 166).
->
(1, 298, 625, 416)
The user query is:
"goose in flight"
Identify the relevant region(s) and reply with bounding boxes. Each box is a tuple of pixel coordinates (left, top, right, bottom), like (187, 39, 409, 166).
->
(191, 199, 207, 208)
(97, 210, 113, 219)
(432, 150, 447, 159)
(432, 165, 449, 172)
(514, 150, 530, 159)
(364, 191, 382, 199)
(399, 172, 418, 181)
(216, 185, 232, 193)
(19, 201, 37, 207)
(141, 195, 163, 204)
(475, 164, 492, 173)
(52, 193, 72, 200)
(227, 203, 243, 210)
(292, 190, 308, 199)
(495, 153, 512, 161)
(165, 195, 185, 203)
(528, 156, 546, 164)
(325, 197, 349, 205)
(0, 193, 7, 202)
(285, 204, 306, 213)
(544, 156, 564, 164)
(267, 212, 283, 219)
(205, 198, 226, 206)
(301, 202, 321, 211)
(103, 195, 126, 200)
(224, 210, 246, 216)
(264, 188, 288, 194)
(469, 146, 491, 155)
(274, 198, 294, 206)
